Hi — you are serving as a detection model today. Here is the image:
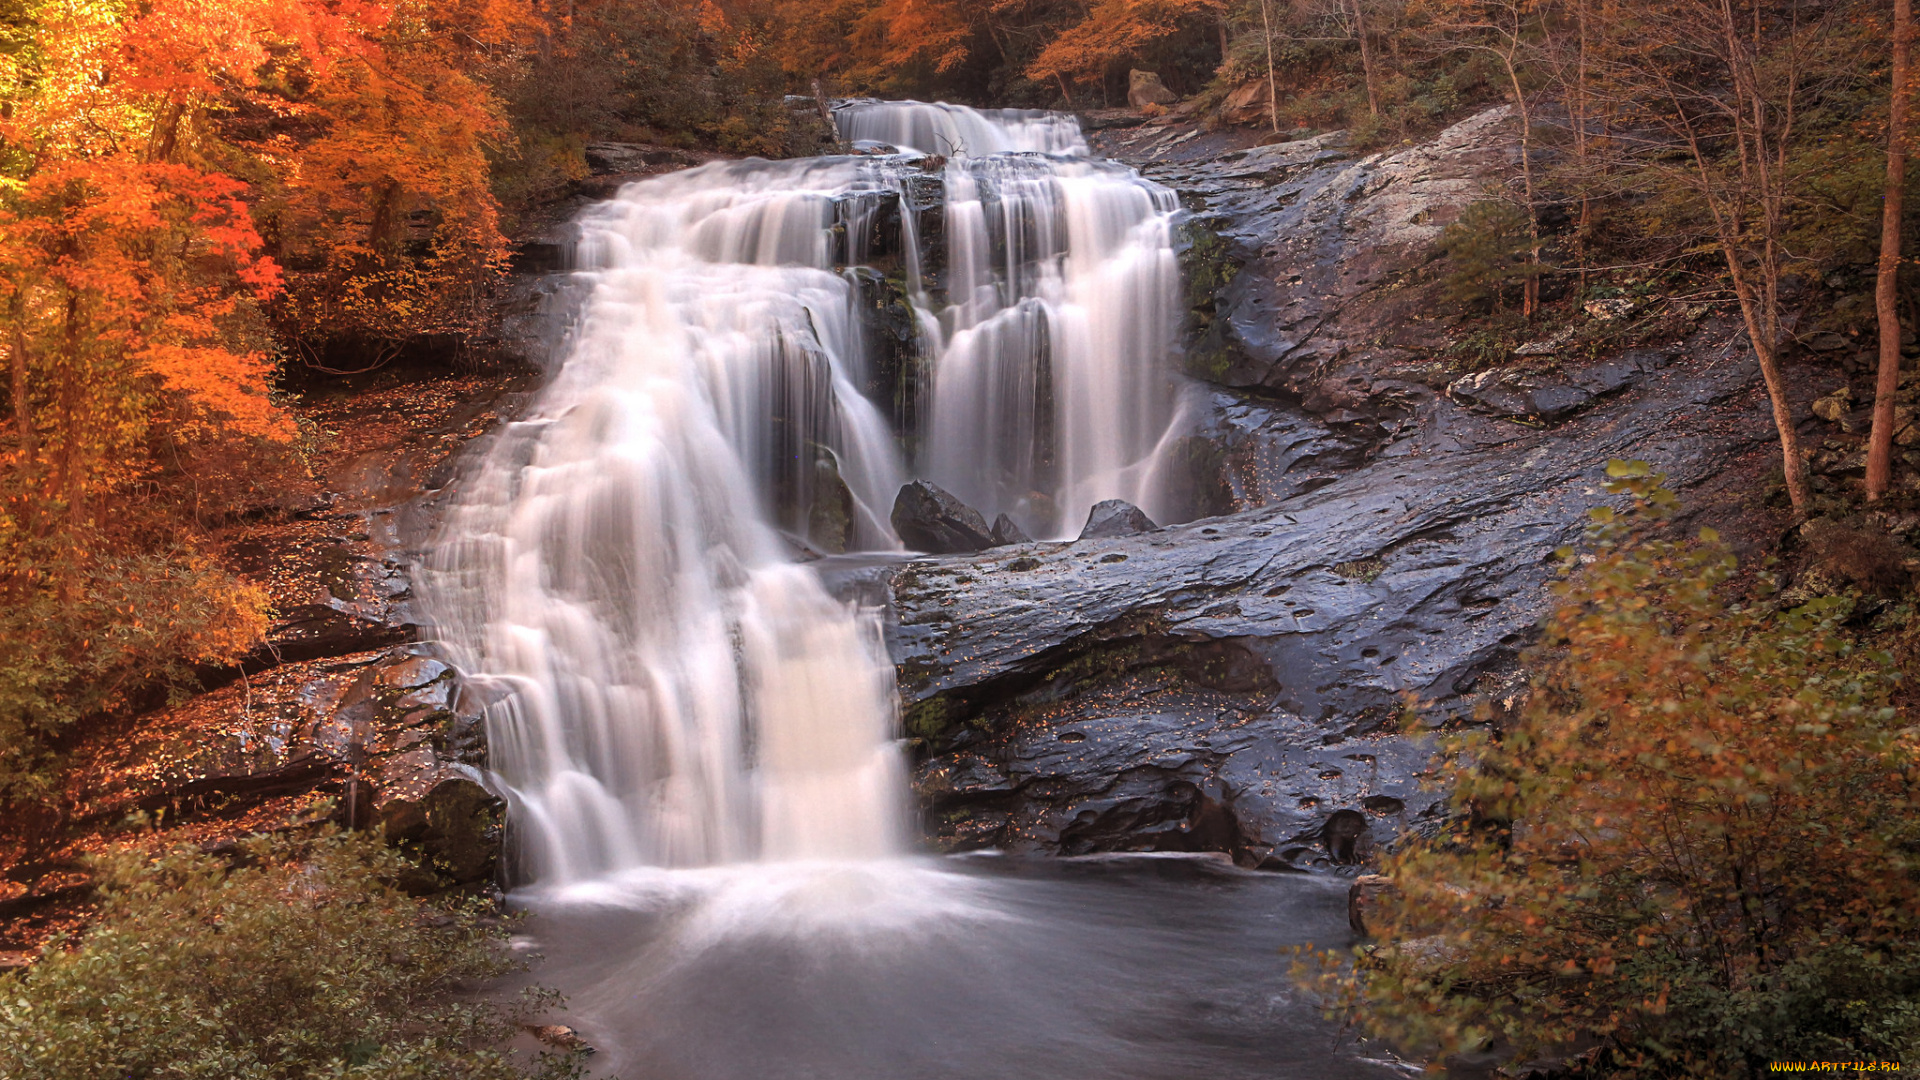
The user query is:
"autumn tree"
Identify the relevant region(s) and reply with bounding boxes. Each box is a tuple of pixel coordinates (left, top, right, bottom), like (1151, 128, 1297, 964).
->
(0, 0, 296, 794)
(1304, 463, 1920, 1072)
(1026, 0, 1226, 100)
(253, 0, 538, 370)
(1869, 0, 1913, 500)
(1581, 0, 1860, 516)
(774, 0, 985, 94)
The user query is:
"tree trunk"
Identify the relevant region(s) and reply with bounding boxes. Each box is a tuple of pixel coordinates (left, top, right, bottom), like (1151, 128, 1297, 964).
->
(1868, 0, 1912, 501)
(1573, 0, 1591, 295)
(1349, 0, 1382, 118)
(1503, 55, 1541, 318)
(1725, 252, 1812, 514)
(8, 307, 32, 474)
(1261, 0, 1280, 133)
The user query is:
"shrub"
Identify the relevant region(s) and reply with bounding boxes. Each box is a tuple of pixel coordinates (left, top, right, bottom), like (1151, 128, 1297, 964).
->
(0, 543, 271, 800)
(1302, 462, 1920, 1075)
(1439, 200, 1542, 310)
(0, 830, 584, 1080)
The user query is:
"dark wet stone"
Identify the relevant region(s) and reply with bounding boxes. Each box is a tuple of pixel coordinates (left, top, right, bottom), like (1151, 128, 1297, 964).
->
(378, 771, 503, 892)
(892, 481, 995, 553)
(991, 513, 1033, 546)
(1079, 500, 1157, 539)
(887, 330, 1774, 865)
(584, 142, 701, 174)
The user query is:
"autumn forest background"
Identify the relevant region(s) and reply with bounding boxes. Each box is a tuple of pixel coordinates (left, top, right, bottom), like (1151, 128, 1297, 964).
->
(4, 0, 1920, 1075)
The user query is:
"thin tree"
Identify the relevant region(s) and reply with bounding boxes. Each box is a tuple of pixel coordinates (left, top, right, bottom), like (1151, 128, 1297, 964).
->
(1868, 0, 1912, 501)
(1261, 0, 1282, 131)
(1601, 0, 1841, 514)
(1348, 0, 1383, 117)
(1420, 0, 1547, 316)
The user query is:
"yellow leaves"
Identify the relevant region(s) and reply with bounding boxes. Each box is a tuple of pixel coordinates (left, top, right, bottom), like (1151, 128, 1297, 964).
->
(1324, 467, 1919, 1069)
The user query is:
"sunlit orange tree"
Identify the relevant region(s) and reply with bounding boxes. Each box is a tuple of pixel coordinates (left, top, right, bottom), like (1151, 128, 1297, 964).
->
(1304, 462, 1920, 1074)
(1026, 0, 1225, 101)
(0, 0, 301, 795)
(258, 0, 536, 368)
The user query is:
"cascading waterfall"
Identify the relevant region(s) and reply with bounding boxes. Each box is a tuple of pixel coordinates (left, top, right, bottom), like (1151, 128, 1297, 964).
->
(921, 156, 1181, 536)
(836, 99, 1088, 156)
(422, 159, 914, 884)
(423, 102, 1184, 890)
(841, 100, 1183, 538)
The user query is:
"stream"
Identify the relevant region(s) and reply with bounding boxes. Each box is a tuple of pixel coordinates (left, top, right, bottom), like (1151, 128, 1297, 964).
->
(419, 100, 1407, 1078)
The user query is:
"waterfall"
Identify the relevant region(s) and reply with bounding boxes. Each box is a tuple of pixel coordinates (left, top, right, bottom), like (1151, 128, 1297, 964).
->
(835, 99, 1087, 156)
(422, 159, 912, 884)
(838, 101, 1182, 538)
(422, 103, 1183, 888)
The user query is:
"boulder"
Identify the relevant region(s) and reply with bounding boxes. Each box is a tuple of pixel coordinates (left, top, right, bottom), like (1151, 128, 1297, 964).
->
(1584, 297, 1637, 320)
(1218, 80, 1272, 126)
(1079, 499, 1157, 539)
(891, 481, 995, 553)
(377, 771, 503, 892)
(1812, 386, 1852, 424)
(528, 1025, 595, 1054)
(990, 513, 1033, 546)
(1128, 70, 1179, 110)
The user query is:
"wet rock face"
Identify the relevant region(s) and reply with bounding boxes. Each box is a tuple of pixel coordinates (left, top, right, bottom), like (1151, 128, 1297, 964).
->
(0, 374, 534, 946)
(893, 480, 996, 553)
(60, 643, 502, 890)
(887, 107, 1787, 867)
(1446, 347, 1674, 422)
(1144, 114, 1518, 421)
(890, 342, 1774, 866)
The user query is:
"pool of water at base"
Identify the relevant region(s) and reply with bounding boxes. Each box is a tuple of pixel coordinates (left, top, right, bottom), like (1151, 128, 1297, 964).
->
(503, 852, 1417, 1080)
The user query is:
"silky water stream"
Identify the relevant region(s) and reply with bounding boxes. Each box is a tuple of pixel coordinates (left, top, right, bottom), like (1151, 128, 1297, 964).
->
(420, 101, 1404, 1079)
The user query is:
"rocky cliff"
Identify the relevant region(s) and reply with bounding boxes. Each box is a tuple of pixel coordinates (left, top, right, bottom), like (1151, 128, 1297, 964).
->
(886, 109, 1792, 869)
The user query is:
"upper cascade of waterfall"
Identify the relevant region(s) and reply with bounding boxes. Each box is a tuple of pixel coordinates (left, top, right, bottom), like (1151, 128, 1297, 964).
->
(835, 99, 1089, 156)
(422, 100, 1183, 888)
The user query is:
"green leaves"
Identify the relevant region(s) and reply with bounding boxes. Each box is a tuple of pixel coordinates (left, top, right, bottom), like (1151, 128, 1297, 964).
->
(0, 831, 585, 1080)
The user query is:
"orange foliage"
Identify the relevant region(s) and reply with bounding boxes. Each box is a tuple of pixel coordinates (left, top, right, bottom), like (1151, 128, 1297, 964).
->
(1, 0, 296, 527)
(768, 0, 1220, 98)
(1026, 0, 1225, 89)
(260, 0, 538, 355)
(0, 0, 540, 528)
(771, 0, 983, 89)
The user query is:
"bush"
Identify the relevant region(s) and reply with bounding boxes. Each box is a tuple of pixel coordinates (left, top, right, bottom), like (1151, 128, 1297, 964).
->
(0, 542, 271, 800)
(1439, 200, 1542, 310)
(1302, 462, 1920, 1075)
(0, 830, 583, 1080)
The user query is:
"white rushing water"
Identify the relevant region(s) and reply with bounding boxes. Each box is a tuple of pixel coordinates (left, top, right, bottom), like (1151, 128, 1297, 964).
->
(922, 155, 1181, 536)
(836, 99, 1088, 156)
(423, 102, 1183, 888)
